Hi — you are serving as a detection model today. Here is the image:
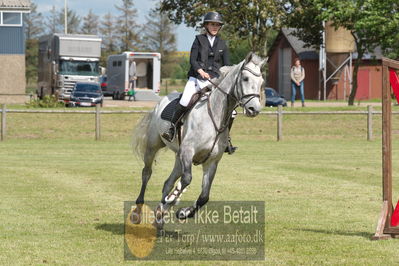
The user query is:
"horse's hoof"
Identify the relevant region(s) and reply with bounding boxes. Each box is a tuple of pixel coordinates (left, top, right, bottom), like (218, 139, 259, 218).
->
(130, 213, 141, 224)
(130, 206, 142, 224)
(176, 207, 195, 220)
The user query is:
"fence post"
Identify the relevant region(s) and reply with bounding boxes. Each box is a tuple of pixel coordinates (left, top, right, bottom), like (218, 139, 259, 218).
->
(367, 105, 373, 141)
(1, 104, 5, 141)
(277, 104, 283, 141)
(95, 104, 101, 140)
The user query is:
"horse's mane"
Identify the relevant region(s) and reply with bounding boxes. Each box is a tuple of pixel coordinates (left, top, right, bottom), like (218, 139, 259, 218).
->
(213, 62, 243, 86)
(249, 53, 266, 66)
(217, 53, 265, 80)
(219, 65, 235, 79)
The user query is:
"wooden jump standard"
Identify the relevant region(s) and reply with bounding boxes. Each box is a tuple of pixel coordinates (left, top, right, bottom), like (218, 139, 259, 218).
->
(372, 57, 399, 240)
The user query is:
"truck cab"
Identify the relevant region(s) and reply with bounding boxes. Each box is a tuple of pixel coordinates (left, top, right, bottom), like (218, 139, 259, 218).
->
(57, 57, 100, 99)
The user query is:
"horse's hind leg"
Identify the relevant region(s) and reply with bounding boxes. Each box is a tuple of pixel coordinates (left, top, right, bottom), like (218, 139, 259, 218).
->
(135, 147, 158, 204)
(132, 136, 165, 224)
(176, 160, 219, 219)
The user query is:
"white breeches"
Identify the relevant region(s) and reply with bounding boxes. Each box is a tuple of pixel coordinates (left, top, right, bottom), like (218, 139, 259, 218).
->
(179, 77, 210, 107)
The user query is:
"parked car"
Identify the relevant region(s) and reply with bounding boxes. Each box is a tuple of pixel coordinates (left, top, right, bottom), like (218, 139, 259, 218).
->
(67, 82, 103, 107)
(264, 87, 287, 107)
(99, 75, 112, 96)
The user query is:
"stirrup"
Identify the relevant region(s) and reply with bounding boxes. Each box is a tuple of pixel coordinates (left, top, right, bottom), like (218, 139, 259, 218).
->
(225, 139, 238, 155)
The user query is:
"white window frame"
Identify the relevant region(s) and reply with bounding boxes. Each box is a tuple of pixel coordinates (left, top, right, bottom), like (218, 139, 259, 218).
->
(0, 11, 27, 27)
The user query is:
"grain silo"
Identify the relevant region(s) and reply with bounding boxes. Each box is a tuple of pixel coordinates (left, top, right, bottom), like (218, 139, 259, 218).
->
(322, 21, 355, 100)
(325, 21, 355, 53)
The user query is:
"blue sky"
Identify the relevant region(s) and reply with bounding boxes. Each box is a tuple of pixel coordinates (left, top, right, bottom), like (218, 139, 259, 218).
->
(33, 0, 197, 51)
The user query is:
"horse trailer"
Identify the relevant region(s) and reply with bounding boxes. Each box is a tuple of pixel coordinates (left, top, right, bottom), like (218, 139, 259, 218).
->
(106, 52, 161, 101)
(37, 34, 102, 100)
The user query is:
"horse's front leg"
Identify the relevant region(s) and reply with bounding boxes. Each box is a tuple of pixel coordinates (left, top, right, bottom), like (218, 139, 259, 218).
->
(153, 156, 182, 228)
(154, 149, 193, 229)
(179, 148, 194, 190)
(176, 159, 219, 219)
(161, 156, 184, 205)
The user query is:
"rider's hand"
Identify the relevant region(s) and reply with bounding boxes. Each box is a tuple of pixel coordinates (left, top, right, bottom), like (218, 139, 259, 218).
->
(198, 69, 210, 80)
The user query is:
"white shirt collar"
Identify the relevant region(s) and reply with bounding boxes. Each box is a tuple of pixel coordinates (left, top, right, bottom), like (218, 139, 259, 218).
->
(207, 34, 216, 47)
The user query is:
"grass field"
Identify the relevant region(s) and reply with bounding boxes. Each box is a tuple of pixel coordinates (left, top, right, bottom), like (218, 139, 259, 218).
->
(2, 107, 399, 264)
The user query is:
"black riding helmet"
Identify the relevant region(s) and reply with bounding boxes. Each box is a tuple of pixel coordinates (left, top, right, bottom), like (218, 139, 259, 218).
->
(203, 11, 224, 25)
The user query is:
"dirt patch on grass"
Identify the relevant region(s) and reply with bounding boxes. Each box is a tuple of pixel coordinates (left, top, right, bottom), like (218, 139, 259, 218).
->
(102, 97, 158, 108)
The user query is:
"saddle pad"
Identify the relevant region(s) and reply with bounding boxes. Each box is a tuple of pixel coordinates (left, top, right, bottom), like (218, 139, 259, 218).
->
(161, 95, 182, 121)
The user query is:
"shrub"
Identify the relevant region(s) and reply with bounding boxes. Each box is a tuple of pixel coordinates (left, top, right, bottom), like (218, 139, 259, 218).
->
(169, 79, 177, 86)
(26, 95, 64, 108)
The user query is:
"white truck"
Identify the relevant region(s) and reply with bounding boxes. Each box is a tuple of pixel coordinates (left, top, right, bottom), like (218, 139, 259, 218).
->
(106, 52, 161, 101)
(37, 34, 102, 100)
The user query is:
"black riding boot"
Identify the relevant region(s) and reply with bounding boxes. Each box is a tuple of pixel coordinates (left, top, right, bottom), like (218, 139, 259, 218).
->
(162, 103, 187, 142)
(225, 117, 237, 154)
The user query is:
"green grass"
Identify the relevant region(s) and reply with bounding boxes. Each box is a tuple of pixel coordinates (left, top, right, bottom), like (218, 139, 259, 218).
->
(2, 111, 399, 264)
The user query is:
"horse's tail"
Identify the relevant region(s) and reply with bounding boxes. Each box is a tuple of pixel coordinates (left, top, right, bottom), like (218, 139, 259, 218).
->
(132, 110, 155, 162)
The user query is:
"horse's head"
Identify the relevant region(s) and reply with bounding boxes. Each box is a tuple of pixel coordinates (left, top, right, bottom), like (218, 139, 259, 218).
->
(237, 53, 267, 117)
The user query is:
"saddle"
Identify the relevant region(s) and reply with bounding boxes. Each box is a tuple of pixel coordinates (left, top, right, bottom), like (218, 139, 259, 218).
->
(160, 88, 210, 122)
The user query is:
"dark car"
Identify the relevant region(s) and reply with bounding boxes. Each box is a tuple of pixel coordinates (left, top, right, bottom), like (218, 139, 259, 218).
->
(68, 82, 103, 107)
(264, 87, 287, 107)
(99, 75, 112, 96)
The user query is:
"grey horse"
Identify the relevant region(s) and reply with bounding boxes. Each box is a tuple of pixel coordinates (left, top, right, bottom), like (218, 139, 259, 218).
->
(131, 53, 266, 227)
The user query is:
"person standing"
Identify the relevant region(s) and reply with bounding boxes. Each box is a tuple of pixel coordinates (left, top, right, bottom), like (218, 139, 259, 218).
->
(290, 58, 305, 107)
(128, 61, 137, 101)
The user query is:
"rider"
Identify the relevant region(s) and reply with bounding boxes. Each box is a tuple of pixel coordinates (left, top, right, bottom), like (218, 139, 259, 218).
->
(162, 11, 237, 154)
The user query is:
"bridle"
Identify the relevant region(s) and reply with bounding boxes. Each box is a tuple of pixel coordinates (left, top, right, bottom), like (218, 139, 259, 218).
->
(234, 65, 262, 108)
(208, 62, 262, 110)
(193, 61, 262, 165)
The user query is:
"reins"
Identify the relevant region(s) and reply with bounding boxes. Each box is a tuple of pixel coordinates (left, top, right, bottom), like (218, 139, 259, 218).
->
(193, 63, 261, 165)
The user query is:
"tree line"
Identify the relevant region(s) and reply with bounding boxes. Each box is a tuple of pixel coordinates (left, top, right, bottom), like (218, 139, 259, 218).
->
(160, 0, 399, 105)
(24, 0, 179, 84)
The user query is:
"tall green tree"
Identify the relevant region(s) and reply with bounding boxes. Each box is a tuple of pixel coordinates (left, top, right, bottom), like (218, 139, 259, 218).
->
(24, 2, 44, 39)
(44, 6, 81, 34)
(115, 0, 140, 51)
(142, 4, 177, 78)
(24, 3, 44, 85)
(99, 12, 118, 66)
(160, 0, 284, 57)
(171, 56, 190, 79)
(25, 39, 39, 86)
(58, 7, 81, 34)
(285, 0, 399, 105)
(44, 6, 62, 34)
(81, 9, 99, 35)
